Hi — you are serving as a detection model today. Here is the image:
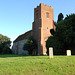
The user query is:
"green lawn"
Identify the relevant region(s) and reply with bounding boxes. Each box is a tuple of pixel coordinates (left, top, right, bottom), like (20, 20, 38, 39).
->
(0, 55, 75, 75)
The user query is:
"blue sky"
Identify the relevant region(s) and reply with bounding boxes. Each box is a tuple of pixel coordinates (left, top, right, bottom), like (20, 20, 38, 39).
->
(0, 0, 75, 42)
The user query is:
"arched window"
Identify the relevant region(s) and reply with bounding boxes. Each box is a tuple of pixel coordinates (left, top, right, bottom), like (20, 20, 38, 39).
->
(46, 12, 49, 18)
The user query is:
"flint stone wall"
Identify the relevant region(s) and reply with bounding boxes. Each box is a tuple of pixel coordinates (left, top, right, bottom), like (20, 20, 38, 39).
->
(12, 39, 28, 55)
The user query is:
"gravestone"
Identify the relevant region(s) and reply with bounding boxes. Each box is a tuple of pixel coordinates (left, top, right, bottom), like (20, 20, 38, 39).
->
(67, 50, 71, 56)
(49, 47, 53, 58)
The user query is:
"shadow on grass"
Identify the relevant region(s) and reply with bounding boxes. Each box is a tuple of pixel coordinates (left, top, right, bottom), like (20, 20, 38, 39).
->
(0, 54, 48, 58)
(1, 54, 73, 59)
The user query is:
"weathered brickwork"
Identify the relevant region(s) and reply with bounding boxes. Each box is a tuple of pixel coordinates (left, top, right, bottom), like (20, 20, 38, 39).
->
(33, 3, 55, 55)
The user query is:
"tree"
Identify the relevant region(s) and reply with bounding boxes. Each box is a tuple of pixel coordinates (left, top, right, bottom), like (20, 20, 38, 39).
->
(54, 21, 57, 26)
(23, 36, 37, 55)
(0, 34, 12, 54)
(57, 13, 64, 23)
(50, 29, 55, 35)
(46, 14, 75, 55)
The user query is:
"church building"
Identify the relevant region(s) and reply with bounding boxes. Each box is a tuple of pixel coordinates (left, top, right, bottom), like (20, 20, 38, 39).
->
(12, 3, 55, 55)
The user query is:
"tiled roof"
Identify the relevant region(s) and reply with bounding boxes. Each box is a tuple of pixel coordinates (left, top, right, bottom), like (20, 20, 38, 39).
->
(13, 30, 32, 43)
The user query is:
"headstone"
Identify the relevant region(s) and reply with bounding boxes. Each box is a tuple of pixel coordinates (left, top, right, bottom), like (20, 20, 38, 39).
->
(49, 47, 53, 58)
(67, 50, 71, 56)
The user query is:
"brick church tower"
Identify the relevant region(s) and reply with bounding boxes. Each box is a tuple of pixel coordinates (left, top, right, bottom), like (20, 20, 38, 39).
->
(32, 3, 55, 55)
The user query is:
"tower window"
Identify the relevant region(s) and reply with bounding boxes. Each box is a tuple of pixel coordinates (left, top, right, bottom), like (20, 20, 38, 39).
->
(36, 13, 38, 19)
(36, 10, 38, 19)
(46, 12, 49, 18)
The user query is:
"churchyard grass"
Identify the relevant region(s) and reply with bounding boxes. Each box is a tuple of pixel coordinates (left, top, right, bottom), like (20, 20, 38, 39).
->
(0, 55, 75, 75)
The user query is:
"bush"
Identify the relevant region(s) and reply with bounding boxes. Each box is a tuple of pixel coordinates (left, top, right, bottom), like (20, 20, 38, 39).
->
(23, 36, 37, 55)
(2, 47, 12, 54)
